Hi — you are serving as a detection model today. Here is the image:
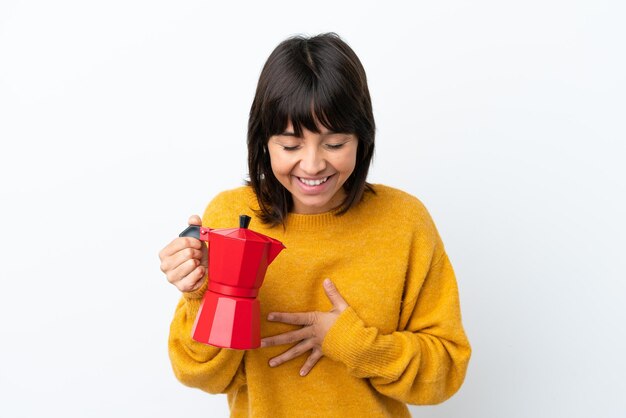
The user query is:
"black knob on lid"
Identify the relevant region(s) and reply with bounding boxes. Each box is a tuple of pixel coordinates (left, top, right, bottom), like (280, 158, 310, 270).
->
(239, 215, 251, 229)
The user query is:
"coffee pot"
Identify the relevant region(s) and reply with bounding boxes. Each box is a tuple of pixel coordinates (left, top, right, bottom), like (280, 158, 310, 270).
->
(179, 215, 285, 349)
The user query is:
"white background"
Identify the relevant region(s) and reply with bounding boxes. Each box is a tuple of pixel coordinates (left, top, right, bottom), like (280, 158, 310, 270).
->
(1, 1, 625, 417)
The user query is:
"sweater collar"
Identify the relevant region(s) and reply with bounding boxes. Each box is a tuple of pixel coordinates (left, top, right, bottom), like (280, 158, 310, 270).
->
(283, 209, 345, 230)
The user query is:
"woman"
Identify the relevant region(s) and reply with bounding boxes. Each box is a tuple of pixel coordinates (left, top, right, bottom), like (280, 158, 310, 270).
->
(159, 33, 471, 417)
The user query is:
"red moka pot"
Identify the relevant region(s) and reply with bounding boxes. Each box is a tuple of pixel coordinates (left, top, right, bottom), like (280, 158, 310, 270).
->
(179, 215, 285, 349)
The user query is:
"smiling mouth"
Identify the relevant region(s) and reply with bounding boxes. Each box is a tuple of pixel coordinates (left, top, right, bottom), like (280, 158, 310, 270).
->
(297, 176, 330, 186)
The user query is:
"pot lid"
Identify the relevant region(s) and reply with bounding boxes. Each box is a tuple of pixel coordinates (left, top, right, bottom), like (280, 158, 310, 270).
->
(211, 215, 279, 244)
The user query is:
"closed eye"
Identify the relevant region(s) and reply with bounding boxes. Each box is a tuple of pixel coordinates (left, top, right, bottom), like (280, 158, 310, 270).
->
(325, 143, 346, 150)
(281, 145, 300, 151)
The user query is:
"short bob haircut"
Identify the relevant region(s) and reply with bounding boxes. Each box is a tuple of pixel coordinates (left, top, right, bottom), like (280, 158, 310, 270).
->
(247, 33, 376, 226)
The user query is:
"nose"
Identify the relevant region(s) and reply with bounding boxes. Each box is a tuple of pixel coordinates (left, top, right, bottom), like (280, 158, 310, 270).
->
(299, 146, 326, 175)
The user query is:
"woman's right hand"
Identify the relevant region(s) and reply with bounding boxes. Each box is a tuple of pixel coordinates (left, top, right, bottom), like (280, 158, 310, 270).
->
(159, 215, 208, 293)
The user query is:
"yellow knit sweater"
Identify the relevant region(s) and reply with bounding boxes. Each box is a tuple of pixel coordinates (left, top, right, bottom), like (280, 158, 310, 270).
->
(168, 185, 471, 417)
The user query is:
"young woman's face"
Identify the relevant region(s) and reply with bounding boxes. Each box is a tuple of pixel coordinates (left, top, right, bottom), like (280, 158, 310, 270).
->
(267, 122, 358, 214)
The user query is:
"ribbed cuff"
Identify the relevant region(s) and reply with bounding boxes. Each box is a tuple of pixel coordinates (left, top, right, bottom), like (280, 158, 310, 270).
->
(322, 307, 370, 362)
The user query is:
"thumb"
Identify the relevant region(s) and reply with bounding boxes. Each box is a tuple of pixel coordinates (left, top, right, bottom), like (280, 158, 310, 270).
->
(188, 214, 208, 267)
(323, 279, 348, 312)
(188, 214, 202, 226)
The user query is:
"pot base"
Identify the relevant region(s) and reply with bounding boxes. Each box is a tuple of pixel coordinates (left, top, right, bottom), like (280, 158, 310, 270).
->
(192, 291, 261, 350)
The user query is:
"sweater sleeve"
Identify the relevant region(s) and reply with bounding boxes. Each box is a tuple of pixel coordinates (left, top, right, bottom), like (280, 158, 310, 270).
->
(321, 251, 471, 405)
(168, 292, 246, 394)
(167, 189, 248, 394)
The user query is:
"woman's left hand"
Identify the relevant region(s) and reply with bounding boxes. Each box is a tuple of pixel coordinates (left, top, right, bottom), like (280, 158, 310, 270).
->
(260, 278, 349, 376)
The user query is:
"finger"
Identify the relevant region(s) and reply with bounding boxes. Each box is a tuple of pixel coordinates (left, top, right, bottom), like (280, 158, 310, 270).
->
(159, 236, 202, 259)
(166, 257, 200, 285)
(323, 279, 348, 311)
(268, 340, 313, 368)
(160, 247, 204, 273)
(176, 265, 207, 292)
(261, 327, 314, 348)
(188, 214, 202, 226)
(267, 311, 317, 326)
(299, 349, 323, 376)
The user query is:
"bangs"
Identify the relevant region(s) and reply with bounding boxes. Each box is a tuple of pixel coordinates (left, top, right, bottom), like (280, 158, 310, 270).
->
(270, 90, 357, 138)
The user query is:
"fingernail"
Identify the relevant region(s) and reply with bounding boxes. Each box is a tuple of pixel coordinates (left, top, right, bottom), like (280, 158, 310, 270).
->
(269, 361, 277, 367)
(300, 370, 307, 376)
(260, 340, 266, 348)
(324, 278, 332, 287)
(267, 314, 275, 321)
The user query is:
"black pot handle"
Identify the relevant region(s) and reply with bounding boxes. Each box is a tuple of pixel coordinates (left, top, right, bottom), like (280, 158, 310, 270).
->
(179, 225, 201, 239)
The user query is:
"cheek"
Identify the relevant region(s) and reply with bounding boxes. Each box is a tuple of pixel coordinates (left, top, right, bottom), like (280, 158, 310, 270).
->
(269, 154, 290, 178)
(337, 149, 358, 175)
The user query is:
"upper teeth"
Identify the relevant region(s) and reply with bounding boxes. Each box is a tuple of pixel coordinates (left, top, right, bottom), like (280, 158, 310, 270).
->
(300, 177, 328, 186)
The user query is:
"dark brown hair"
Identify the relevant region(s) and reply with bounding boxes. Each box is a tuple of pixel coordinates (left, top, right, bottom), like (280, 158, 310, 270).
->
(247, 33, 375, 226)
